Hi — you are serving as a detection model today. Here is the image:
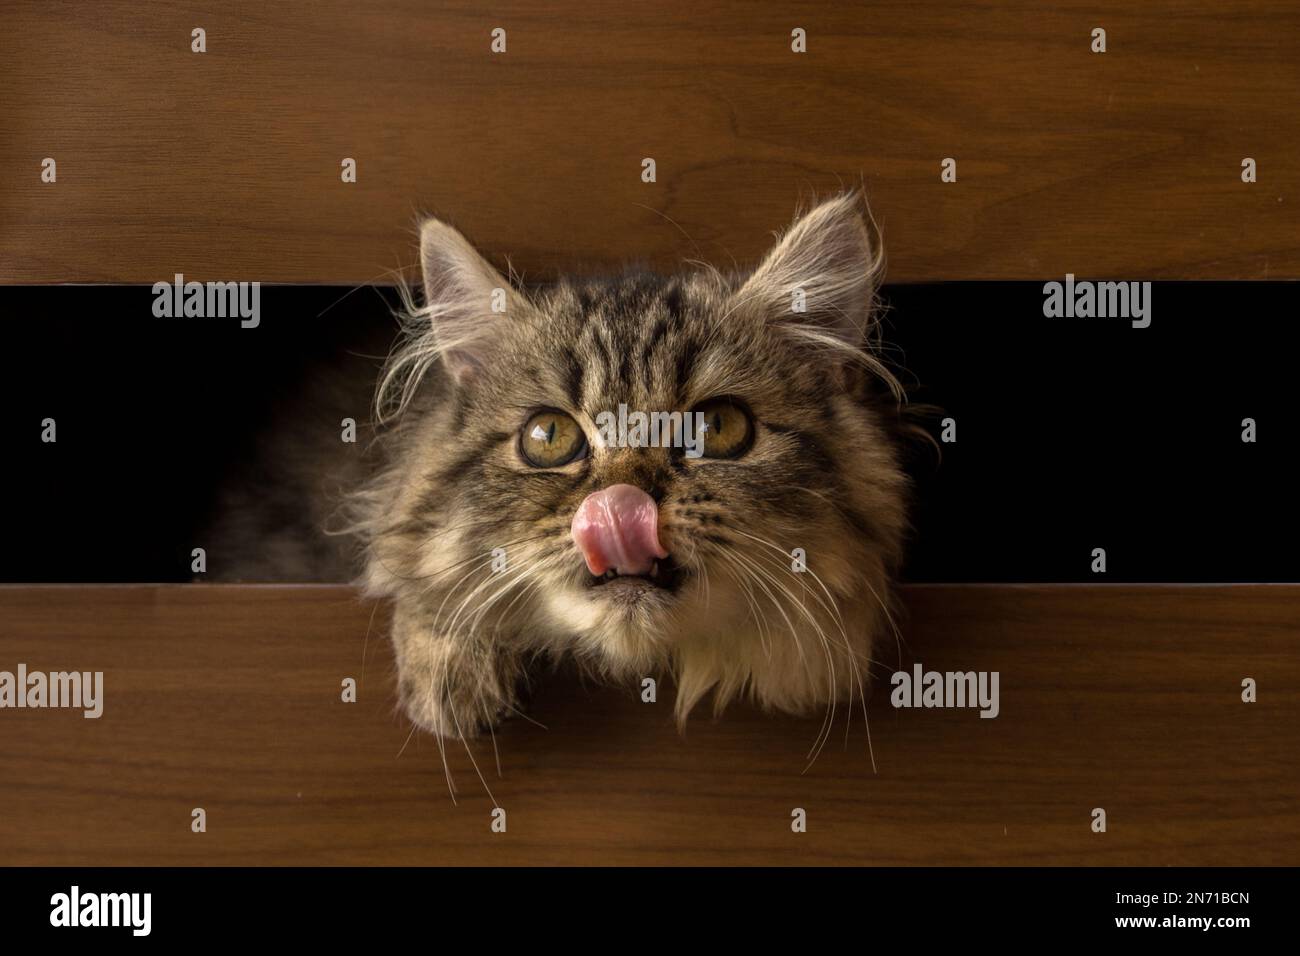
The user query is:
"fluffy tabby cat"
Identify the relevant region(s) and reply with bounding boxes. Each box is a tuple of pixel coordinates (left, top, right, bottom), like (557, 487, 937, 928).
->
(218, 194, 912, 741)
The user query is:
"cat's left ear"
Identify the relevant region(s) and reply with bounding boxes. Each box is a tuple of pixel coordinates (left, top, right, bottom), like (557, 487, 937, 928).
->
(730, 193, 883, 348)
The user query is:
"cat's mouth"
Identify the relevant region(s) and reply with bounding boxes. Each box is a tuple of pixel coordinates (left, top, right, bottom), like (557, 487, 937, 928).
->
(586, 555, 683, 594)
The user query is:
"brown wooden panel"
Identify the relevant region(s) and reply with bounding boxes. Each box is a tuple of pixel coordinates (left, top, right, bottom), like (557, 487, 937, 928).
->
(1, 1, 1296, 284)
(0, 584, 1294, 865)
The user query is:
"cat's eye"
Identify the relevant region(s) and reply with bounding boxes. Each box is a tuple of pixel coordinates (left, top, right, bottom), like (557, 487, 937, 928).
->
(692, 397, 755, 459)
(520, 409, 588, 467)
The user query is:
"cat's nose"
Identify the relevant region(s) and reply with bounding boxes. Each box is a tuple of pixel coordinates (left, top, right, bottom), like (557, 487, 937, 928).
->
(571, 484, 668, 576)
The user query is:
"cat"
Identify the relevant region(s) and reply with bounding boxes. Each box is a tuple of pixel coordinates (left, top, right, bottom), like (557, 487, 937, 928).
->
(353, 192, 915, 738)
(215, 193, 914, 739)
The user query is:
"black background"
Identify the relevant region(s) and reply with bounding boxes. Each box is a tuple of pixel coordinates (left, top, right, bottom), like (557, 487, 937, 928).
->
(0, 282, 1294, 583)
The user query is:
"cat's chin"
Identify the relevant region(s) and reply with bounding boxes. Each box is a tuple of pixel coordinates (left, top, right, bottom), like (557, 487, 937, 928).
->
(587, 575, 681, 614)
(575, 553, 686, 616)
(544, 567, 687, 653)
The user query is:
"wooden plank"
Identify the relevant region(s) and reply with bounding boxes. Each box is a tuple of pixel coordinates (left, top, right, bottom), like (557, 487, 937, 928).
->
(1, 1, 1296, 284)
(0, 584, 1294, 865)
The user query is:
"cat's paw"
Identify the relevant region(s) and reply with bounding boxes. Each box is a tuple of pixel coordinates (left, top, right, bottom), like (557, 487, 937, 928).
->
(397, 669, 509, 739)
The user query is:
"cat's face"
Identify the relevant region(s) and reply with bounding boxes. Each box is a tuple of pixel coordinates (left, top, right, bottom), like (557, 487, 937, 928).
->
(367, 195, 909, 724)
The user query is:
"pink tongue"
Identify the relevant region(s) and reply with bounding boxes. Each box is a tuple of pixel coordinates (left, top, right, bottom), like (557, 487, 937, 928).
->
(571, 484, 668, 576)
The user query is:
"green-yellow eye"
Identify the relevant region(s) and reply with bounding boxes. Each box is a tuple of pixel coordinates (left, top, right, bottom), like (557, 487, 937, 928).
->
(520, 410, 587, 467)
(693, 397, 755, 459)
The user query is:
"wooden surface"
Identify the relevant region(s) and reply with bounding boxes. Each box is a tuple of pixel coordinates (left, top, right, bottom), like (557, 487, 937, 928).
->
(2, 1, 1297, 284)
(0, 584, 1294, 865)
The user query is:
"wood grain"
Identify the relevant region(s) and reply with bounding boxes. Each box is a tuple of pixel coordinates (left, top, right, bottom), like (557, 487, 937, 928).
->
(0, 584, 1294, 865)
(1, 1, 1297, 284)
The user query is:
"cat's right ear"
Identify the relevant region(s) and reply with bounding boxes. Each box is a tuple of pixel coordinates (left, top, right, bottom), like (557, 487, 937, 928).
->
(418, 218, 531, 384)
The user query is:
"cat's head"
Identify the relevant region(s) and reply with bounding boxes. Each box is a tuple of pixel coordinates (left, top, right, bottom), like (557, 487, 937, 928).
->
(366, 195, 910, 724)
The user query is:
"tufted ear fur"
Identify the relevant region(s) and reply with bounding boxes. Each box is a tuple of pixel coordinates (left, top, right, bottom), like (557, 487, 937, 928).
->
(418, 218, 535, 384)
(731, 193, 884, 349)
